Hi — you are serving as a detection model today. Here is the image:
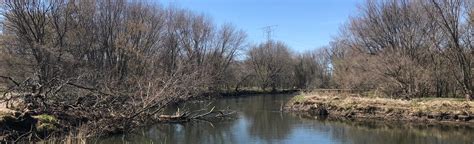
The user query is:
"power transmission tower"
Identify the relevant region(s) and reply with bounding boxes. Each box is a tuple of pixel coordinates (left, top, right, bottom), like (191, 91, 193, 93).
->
(261, 25, 277, 41)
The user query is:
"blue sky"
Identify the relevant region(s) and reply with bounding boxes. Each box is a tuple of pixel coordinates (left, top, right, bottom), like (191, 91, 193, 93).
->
(156, 0, 362, 52)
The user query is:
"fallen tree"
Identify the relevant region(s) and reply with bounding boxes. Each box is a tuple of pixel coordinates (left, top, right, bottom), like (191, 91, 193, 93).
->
(158, 106, 236, 123)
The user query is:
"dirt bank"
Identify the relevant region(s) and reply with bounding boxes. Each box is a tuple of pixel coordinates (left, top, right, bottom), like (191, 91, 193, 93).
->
(285, 93, 474, 124)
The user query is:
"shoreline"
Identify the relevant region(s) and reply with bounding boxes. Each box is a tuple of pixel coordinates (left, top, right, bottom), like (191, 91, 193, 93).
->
(284, 93, 474, 125)
(0, 89, 298, 142)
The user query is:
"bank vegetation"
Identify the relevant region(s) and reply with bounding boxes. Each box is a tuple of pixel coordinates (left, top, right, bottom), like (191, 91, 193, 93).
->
(286, 92, 474, 123)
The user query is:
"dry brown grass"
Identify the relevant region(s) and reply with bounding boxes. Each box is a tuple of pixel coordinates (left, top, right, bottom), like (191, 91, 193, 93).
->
(288, 92, 474, 122)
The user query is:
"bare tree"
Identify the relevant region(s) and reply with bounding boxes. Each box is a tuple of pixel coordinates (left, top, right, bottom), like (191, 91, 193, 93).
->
(329, 0, 473, 99)
(247, 40, 293, 91)
(294, 48, 332, 89)
(423, 0, 473, 100)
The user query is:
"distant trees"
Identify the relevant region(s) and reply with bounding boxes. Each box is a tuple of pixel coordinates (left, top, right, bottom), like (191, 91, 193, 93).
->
(293, 48, 332, 89)
(246, 41, 293, 91)
(243, 40, 333, 91)
(329, 0, 473, 99)
(2, 0, 331, 108)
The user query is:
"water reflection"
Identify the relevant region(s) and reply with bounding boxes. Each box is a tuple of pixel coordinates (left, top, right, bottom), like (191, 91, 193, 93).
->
(95, 94, 474, 144)
(234, 95, 294, 143)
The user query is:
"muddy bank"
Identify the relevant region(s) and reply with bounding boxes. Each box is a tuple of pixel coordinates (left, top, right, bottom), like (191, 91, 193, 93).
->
(285, 94, 474, 124)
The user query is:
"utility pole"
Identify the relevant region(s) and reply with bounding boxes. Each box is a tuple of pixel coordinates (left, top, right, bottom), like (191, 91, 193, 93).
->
(261, 25, 277, 42)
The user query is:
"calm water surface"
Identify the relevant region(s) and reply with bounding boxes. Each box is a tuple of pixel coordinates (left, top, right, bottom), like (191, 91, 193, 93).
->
(96, 94, 474, 144)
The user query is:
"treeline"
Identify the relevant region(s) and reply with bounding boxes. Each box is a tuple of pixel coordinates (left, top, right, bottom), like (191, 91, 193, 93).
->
(0, 0, 250, 100)
(2, 0, 470, 106)
(329, 0, 473, 99)
(0, 0, 333, 96)
(232, 40, 332, 92)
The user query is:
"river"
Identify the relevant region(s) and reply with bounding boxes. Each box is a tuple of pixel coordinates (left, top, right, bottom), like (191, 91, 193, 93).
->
(95, 94, 474, 144)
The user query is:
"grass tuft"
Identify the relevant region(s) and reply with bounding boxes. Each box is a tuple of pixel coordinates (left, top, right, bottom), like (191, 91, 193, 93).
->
(33, 114, 58, 124)
(291, 94, 306, 103)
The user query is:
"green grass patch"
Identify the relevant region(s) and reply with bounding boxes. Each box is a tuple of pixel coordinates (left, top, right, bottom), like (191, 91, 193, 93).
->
(34, 114, 60, 134)
(33, 114, 58, 124)
(291, 95, 306, 103)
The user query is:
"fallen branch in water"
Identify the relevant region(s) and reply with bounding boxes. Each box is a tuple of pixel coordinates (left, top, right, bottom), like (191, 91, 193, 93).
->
(158, 106, 236, 123)
(192, 106, 216, 119)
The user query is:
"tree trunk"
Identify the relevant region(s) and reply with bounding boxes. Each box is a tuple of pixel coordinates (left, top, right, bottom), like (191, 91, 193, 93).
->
(465, 90, 473, 101)
(465, 94, 472, 101)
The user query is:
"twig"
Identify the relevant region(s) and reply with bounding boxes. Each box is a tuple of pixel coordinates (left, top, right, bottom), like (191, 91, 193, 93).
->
(0, 75, 20, 86)
(192, 106, 215, 119)
(66, 82, 114, 96)
(14, 131, 32, 142)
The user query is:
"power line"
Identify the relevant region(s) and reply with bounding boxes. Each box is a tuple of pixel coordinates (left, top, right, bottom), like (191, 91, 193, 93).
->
(261, 25, 277, 41)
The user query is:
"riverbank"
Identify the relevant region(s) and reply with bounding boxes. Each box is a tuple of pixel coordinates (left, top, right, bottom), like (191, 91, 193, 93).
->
(0, 89, 296, 142)
(285, 93, 474, 124)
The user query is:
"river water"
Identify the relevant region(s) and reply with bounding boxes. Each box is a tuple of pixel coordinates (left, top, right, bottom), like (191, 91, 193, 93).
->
(96, 94, 474, 144)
